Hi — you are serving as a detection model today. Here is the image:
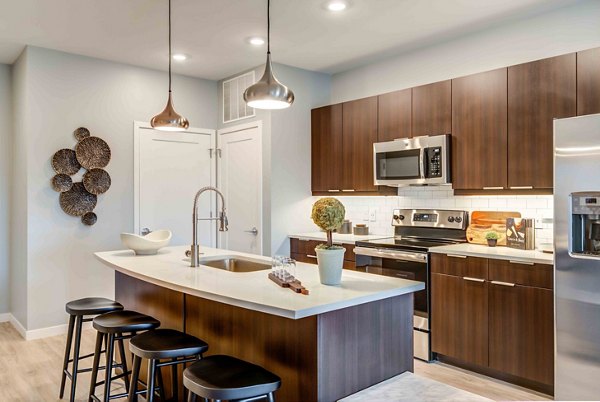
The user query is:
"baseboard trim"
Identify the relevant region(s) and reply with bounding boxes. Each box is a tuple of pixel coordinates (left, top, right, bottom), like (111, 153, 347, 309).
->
(3, 314, 92, 341)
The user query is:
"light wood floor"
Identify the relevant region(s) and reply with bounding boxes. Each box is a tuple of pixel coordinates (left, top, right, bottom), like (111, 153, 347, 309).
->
(0, 322, 551, 401)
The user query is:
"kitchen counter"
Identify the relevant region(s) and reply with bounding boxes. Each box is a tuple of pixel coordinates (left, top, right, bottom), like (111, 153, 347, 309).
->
(289, 231, 390, 245)
(429, 243, 554, 265)
(95, 245, 423, 319)
(96, 245, 421, 401)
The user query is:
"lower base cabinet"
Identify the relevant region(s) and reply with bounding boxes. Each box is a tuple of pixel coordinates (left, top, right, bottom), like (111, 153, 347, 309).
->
(431, 254, 554, 393)
(290, 238, 356, 269)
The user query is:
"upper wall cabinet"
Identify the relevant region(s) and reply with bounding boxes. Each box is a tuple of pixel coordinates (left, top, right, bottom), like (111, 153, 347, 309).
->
(412, 80, 451, 137)
(378, 89, 411, 141)
(342, 97, 379, 192)
(311, 104, 343, 193)
(452, 69, 508, 191)
(577, 47, 600, 116)
(508, 54, 576, 189)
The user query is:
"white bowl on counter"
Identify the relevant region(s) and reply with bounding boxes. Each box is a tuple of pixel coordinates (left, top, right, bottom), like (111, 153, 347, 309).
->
(120, 230, 172, 255)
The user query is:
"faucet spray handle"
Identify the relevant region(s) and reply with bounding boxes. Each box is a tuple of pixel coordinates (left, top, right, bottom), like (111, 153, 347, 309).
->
(219, 211, 229, 232)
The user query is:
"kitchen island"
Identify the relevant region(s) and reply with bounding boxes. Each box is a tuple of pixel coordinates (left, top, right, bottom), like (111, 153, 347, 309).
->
(96, 246, 424, 402)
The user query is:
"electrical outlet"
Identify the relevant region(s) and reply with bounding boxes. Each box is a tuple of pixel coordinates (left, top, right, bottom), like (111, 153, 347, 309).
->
(369, 208, 377, 222)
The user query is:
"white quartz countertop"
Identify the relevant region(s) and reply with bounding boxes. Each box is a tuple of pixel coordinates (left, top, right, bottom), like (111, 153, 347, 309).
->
(429, 243, 554, 265)
(289, 232, 390, 244)
(95, 245, 424, 320)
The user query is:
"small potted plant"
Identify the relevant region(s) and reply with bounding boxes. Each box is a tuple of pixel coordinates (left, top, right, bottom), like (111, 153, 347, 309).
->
(311, 197, 346, 285)
(485, 231, 500, 247)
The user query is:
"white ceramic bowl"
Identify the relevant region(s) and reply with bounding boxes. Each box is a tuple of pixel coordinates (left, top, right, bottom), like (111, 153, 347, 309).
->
(120, 230, 172, 255)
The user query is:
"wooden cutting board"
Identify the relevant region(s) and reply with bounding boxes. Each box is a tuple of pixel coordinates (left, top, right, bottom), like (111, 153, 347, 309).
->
(466, 211, 522, 246)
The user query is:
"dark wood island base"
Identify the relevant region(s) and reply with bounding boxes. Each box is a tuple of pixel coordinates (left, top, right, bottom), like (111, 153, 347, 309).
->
(115, 271, 414, 402)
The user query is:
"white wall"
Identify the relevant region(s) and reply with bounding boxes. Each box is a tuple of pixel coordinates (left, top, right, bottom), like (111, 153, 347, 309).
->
(0, 64, 11, 314)
(10, 53, 29, 326)
(217, 63, 330, 256)
(331, 0, 600, 103)
(14, 46, 217, 331)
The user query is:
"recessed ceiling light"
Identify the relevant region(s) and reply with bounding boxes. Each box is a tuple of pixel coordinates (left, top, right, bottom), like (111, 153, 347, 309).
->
(326, 1, 347, 11)
(248, 37, 265, 46)
(172, 53, 188, 61)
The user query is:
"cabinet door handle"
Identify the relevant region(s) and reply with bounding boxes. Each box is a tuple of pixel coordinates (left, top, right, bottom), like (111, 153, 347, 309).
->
(509, 186, 533, 190)
(306, 254, 317, 259)
(509, 260, 534, 265)
(341, 189, 355, 192)
(491, 280, 516, 287)
(463, 277, 485, 283)
(327, 189, 340, 192)
(447, 254, 467, 259)
(482, 186, 504, 190)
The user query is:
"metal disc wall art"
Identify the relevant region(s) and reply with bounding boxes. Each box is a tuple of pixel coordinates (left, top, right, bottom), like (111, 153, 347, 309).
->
(51, 174, 73, 192)
(59, 182, 97, 216)
(83, 169, 111, 195)
(75, 136, 111, 169)
(50, 127, 111, 226)
(52, 149, 81, 175)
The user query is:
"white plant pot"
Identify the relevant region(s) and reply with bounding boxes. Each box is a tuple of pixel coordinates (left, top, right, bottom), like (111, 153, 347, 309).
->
(315, 247, 346, 286)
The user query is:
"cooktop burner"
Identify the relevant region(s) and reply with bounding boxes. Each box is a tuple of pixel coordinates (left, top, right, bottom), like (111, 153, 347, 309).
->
(356, 237, 463, 252)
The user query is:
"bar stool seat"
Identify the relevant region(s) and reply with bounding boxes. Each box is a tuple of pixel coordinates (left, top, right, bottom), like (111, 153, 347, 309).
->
(128, 329, 209, 402)
(89, 310, 161, 402)
(183, 355, 281, 401)
(129, 329, 209, 359)
(65, 297, 124, 316)
(92, 310, 160, 334)
(59, 298, 123, 401)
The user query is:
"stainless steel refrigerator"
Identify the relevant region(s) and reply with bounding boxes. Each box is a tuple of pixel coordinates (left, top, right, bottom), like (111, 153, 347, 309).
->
(554, 113, 600, 400)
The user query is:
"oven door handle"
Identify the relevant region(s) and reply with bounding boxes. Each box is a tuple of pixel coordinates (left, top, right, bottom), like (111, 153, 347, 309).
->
(353, 247, 428, 263)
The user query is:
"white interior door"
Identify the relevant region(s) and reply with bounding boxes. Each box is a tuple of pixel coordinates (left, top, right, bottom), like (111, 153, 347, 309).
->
(134, 122, 216, 247)
(218, 122, 262, 254)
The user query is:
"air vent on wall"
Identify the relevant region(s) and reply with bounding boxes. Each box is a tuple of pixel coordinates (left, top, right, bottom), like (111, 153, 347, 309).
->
(223, 71, 256, 123)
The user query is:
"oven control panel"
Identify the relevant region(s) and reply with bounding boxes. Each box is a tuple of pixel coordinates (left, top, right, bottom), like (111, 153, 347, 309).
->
(392, 209, 468, 230)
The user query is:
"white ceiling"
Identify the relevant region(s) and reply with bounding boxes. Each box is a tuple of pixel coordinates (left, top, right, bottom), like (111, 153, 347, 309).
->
(0, 0, 580, 81)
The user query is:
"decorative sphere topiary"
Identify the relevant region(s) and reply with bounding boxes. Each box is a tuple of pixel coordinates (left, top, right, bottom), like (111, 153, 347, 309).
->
(311, 197, 345, 248)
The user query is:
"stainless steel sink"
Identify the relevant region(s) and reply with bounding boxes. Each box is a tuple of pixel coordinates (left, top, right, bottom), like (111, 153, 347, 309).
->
(198, 255, 271, 273)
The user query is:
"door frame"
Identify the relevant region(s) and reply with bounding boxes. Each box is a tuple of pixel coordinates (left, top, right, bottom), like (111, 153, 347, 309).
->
(133, 121, 216, 235)
(216, 120, 264, 255)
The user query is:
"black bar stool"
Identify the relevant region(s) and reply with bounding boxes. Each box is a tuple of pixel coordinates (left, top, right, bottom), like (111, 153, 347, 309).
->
(88, 310, 161, 402)
(183, 355, 281, 402)
(127, 329, 209, 402)
(60, 297, 124, 402)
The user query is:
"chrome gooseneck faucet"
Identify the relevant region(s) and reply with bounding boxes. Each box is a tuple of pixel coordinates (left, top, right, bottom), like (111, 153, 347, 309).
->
(190, 186, 228, 267)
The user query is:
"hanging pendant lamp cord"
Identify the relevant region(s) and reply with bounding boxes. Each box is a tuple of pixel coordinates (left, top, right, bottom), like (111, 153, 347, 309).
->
(168, 0, 172, 92)
(267, 0, 271, 54)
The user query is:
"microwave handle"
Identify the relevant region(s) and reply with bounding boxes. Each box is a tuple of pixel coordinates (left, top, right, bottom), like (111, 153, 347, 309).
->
(419, 148, 426, 179)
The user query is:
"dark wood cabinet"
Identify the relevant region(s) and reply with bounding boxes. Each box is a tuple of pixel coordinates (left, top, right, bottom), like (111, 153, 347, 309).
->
(342, 97, 378, 192)
(290, 238, 355, 268)
(577, 47, 600, 116)
(378, 89, 411, 141)
(489, 283, 554, 386)
(452, 69, 508, 190)
(508, 54, 576, 189)
(412, 80, 451, 137)
(431, 255, 489, 367)
(311, 104, 343, 193)
(431, 254, 554, 391)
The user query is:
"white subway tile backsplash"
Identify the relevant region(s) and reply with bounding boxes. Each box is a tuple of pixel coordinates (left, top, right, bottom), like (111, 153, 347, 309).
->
(330, 189, 554, 246)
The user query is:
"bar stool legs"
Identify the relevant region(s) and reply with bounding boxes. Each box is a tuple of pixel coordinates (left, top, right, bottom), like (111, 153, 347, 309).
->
(59, 314, 84, 402)
(59, 314, 75, 399)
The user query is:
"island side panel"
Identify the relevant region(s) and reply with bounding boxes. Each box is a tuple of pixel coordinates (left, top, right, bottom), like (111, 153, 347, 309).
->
(185, 294, 319, 402)
(317, 294, 414, 402)
(115, 272, 186, 399)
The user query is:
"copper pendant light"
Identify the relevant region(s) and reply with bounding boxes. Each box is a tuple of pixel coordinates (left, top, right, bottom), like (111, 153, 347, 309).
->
(151, 0, 189, 131)
(243, 0, 295, 109)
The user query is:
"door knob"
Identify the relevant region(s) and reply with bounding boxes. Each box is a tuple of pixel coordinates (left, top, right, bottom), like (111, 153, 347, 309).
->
(244, 227, 259, 235)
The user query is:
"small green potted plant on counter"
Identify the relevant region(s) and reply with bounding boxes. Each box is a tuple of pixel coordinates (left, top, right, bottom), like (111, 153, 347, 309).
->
(311, 197, 346, 285)
(485, 231, 500, 247)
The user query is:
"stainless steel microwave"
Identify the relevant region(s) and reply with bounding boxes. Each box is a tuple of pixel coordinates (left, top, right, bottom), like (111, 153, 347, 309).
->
(373, 134, 451, 186)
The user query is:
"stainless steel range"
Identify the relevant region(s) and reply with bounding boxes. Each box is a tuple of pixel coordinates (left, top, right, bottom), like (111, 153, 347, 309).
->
(354, 209, 469, 361)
